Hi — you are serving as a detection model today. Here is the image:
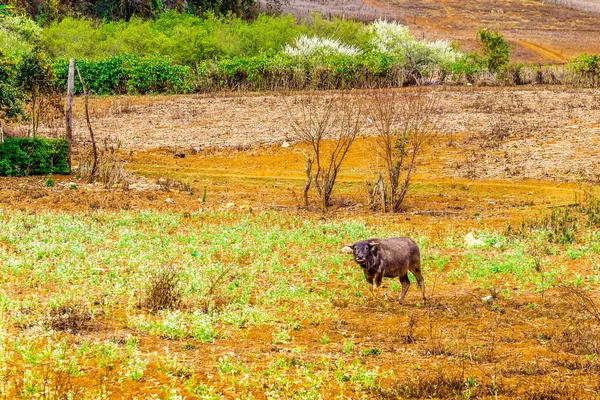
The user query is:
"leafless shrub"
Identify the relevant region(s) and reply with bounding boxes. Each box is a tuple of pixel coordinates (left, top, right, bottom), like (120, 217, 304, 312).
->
(157, 178, 192, 193)
(48, 303, 92, 333)
(367, 88, 438, 212)
(200, 263, 236, 313)
(396, 314, 417, 344)
(288, 92, 365, 212)
(560, 286, 600, 323)
(76, 137, 131, 188)
(144, 265, 183, 313)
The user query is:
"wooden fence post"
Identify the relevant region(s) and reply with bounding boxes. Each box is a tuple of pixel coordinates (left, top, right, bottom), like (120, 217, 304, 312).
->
(65, 58, 74, 171)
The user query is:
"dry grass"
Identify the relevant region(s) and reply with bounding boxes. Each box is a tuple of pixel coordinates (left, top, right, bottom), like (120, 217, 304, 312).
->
(48, 303, 92, 333)
(144, 265, 183, 313)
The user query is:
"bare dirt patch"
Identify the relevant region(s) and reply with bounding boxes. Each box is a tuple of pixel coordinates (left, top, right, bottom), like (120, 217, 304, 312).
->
(39, 88, 600, 185)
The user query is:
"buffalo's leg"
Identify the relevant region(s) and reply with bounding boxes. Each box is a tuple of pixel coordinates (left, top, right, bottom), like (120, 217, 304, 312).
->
(399, 274, 411, 303)
(366, 276, 376, 300)
(411, 267, 426, 302)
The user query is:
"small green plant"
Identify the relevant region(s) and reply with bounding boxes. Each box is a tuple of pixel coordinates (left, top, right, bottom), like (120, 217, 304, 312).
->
(272, 329, 291, 345)
(45, 175, 54, 187)
(319, 334, 329, 344)
(343, 340, 353, 354)
(360, 348, 381, 356)
(217, 355, 245, 375)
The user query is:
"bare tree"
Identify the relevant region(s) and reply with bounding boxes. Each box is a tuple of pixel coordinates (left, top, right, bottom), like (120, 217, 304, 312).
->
(368, 88, 437, 212)
(289, 93, 365, 212)
(76, 67, 98, 182)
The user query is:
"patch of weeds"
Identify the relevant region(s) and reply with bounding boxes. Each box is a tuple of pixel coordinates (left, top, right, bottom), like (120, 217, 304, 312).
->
(349, 364, 379, 388)
(159, 353, 192, 378)
(190, 311, 218, 342)
(45, 175, 55, 187)
(360, 348, 381, 356)
(124, 344, 146, 381)
(184, 380, 220, 399)
(379, 370, 484, 399)
(182, 343, 196, 350)
(144, 265, 182, 313)
(48, 302, 92, 333)
(91, 341, 122, 369)
(509, 206, 578, 244)
(272, 328, 291, 345)
(217, 355, 246, 375)
(343, 340, 353, 355)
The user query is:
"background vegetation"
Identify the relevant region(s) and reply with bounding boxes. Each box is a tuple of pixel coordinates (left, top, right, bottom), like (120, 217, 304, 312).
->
(0, 137, 69, 176)
(2, 3, 600, 120)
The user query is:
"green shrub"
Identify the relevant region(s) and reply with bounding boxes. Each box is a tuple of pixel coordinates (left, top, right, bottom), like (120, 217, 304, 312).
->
(449, 54, 485, 82)
(50, 55, 193, 95)
(567, 53, 600, 86)
(0, 137, 69, 176)
(476, 28, 510, 73)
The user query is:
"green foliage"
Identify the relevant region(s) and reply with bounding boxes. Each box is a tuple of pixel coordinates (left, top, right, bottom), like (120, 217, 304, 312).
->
(568, 53, 600, 75)
(567, 53, 600, 85)
(0, 5, 12, 16)
(0, 13, 41, 57)
(41, 12, 307, 64)
(0, 137, 69, 176)
(449, 54, 485, 82)
(9, 0, 257, 22)
(197, 52, 406, 91)
(0, 48, 25, 121)
(476, 28, 510, 73)
(50, 55, 193, 95)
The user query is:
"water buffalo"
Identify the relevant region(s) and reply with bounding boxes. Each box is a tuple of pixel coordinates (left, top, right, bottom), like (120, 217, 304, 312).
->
(345, 237, 425, 303)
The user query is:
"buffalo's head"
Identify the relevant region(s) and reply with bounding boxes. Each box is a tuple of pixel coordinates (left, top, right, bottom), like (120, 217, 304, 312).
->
(349, 240, 378, 265)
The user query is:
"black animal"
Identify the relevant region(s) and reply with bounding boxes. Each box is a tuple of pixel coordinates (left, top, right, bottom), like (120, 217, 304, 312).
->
(347, 238, 425, 303)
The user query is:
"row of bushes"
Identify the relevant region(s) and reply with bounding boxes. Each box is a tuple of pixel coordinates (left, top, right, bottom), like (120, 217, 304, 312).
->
(50, 55, 194, 95)
(46, 53, 600, 96)
(0, 138, 69, 176)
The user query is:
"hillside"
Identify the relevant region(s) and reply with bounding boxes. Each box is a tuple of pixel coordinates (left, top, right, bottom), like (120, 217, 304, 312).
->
(267, 0, 600, 62)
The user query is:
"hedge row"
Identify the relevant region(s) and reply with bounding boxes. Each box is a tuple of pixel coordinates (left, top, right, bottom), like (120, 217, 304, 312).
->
(0, 138, 69, 176)
(48, 53, 414, 94)
(47, 53, 600, 96)
(50, 55, 194, 95)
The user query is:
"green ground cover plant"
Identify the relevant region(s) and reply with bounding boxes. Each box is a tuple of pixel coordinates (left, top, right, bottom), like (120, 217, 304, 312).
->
(0, 203, 599, 397)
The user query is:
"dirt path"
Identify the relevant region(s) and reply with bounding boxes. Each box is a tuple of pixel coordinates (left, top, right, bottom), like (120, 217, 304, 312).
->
(513, 39, 569, 63)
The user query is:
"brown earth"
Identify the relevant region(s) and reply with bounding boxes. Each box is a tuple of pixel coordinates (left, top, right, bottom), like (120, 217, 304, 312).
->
(37, 87, 600, 185)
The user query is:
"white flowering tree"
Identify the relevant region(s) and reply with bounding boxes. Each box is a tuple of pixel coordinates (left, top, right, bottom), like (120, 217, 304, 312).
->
(368, 20, 462, 76)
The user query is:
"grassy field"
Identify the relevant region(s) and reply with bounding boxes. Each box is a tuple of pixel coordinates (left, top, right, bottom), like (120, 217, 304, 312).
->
(1, 171, 600, 398)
